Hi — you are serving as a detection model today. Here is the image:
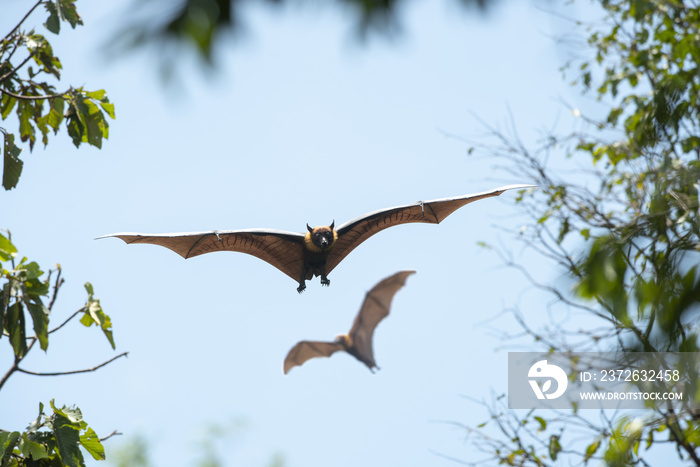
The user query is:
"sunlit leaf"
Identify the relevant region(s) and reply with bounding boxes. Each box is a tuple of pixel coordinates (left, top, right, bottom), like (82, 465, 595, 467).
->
(534, 416, 547, 432)
(0, 431, 21, 463)
(79, 428, 105, 461)
(19, 432, 49, 460)
(584, 440, 601, 463)
(0, 232, 17, 261)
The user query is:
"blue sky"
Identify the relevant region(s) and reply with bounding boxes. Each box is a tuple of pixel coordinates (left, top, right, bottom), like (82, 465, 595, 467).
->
(3, 1, 593, 465)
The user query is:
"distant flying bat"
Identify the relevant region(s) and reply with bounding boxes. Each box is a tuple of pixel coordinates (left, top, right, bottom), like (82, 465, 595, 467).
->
(283, 270, 415, 374)
(99, 184, 533, 293)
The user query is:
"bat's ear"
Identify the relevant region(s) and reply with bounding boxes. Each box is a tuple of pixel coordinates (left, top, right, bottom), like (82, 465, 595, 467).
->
(307, 224, 313, 233)
(330, 220, 335, 230)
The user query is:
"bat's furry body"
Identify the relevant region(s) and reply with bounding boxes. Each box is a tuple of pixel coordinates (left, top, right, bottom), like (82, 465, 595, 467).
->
(283, 270, 415, 373)
(99, 184, 534, 292)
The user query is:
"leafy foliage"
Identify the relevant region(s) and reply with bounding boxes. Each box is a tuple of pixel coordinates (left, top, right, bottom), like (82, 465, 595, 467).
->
(0, 401, 106, 467)
(0, 231, 123, 467)
(1, 1, 120, 455)
(461, 0, 700, 465)
(113, 0, 492, 70)
(0, 232, 115, 361)
(0, 0, 115, 190)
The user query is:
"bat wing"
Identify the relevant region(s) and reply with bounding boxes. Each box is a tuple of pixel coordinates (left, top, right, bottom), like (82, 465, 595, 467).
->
(283, 340, 345, 374)
(98, 229, 306, 282)
(347, 270, 416, 369)
(325, 184, 535, 273)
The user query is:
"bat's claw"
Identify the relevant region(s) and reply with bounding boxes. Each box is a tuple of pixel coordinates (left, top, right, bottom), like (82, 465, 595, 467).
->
(297, 283, 306, 294)
(321, 278, 330, 287)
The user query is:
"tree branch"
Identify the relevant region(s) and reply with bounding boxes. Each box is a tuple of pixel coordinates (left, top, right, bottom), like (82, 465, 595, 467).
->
(100, 430, 123, 442)
(0, 338, 37, 391)
(48, 268, 63, 312)
(2, 0, 44, 42)
(47, 307, 84, 334)
(16, 352, 128, 377)
(0, 51, 36, 84)
(664, 407, 700, 465)
(0, 86, 70, 101)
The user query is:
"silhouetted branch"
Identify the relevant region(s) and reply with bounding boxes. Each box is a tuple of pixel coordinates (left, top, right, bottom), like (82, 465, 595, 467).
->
(2, 0, 43, 42)
(17, 352, 128, 377)
(48, 268, 64, 312)
(100, 430, 123, 442)
(48, 307, 83, 334)
(0, 87, 71, 101)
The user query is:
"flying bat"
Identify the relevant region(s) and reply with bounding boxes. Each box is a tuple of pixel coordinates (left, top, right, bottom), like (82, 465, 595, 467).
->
(283, 270, 415, 374)
(99, 184, 533, 293)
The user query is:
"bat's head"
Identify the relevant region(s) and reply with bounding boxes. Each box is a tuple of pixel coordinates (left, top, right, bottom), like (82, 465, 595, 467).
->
(304, 221, 337, 253)
(334, 333, 352, 349)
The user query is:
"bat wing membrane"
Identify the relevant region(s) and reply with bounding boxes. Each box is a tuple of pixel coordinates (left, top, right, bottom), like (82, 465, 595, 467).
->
(348, 270, 415, 368)
(98, 229, 306, 282)
(325, 184, 535, 273)
(283, 340, 344, 374)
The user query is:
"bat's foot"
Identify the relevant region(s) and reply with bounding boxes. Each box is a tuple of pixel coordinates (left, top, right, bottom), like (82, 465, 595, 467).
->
(297, 283, 306, 294)
(320, 278, 330, 287)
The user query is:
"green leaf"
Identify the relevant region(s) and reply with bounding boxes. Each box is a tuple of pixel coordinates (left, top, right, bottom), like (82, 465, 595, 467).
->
(26, 403, 46, 435)
(681, 136, 700, 153)
(47, 97, 66, 132)
(50, 401, 86, 467)
(18, 100, 36, 147)
(45, 9, 61, 34)
(99, 100, 116, 119)
(0, 431, 21, 464)
(575, 236, 630, 323)
(549, 434, 562, 461)
(0, 232, 17, 261)
(79, 428, 105, 461)
(51, 402, 83, 425)
(1, 94, 17, 119)
(584, 440, 601, 463)
(52, 414, 83, 467)
(6, 302, 28, 358)
(26, 302, 49, 351)
(84, 111, 104, 148)
(19, 432, 49, 460)
(3, 132, 24, 190)
(22, 261, 44, 280)
(54, 0, 84, 29)
(85, 90, 106, 100)
(81, 284, 115, 349)
(534, 416, 547, 432)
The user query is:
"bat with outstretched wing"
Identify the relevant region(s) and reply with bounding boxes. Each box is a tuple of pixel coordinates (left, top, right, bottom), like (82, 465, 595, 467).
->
(283, 270, 415, 374)
(98, 184, 534, 292)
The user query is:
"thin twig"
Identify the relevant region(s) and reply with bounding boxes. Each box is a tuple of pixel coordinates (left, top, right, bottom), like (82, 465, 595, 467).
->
(48, 269, 63, 312)
(99, 430, 123, 442)
(2, 0, 44, 42)
(16, 352, 128, 377)
(0, 52, 36, 83)
(0, 87, 70, 101)
(48, 307, 83, 334)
